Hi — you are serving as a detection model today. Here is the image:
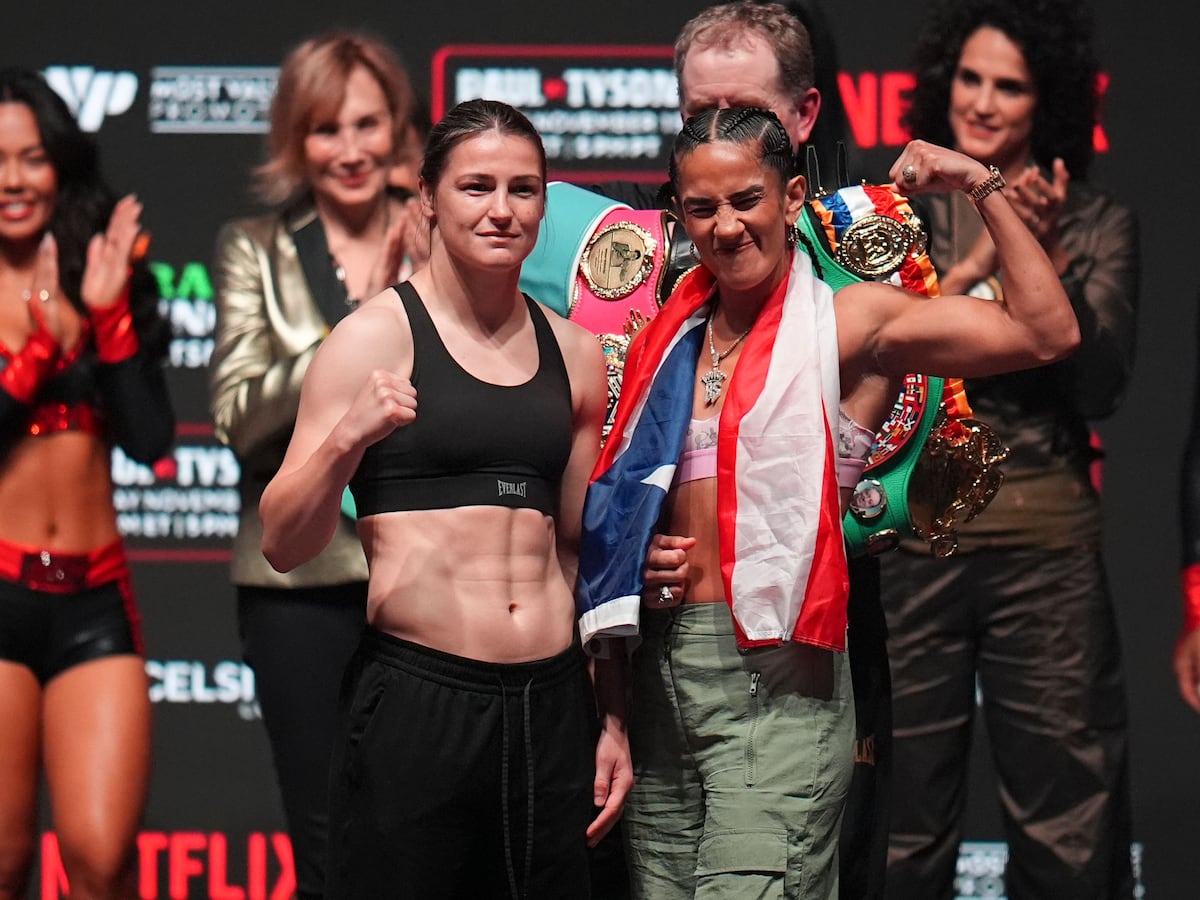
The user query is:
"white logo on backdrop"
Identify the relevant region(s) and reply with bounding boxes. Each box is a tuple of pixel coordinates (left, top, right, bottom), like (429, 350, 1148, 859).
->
(43, 66, 138, 132)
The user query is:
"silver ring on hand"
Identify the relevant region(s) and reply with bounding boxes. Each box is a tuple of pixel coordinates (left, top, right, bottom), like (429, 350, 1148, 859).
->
(901, 164, 917, 183)
(37, 289, 50, 303)
(657, 586, 674, 606)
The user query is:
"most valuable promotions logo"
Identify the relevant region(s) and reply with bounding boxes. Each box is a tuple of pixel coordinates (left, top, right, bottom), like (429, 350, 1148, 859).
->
(43, 66, 138, 132)
(148, 66, 277, 134)
(433, 45, 679, 182)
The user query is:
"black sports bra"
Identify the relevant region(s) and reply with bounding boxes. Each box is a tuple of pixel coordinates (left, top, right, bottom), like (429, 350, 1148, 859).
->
(348, 282, 573, 517)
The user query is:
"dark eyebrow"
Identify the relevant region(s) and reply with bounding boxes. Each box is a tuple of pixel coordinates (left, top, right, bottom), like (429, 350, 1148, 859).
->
(730, 185, 767, 201)
(681, 184, 767, 207)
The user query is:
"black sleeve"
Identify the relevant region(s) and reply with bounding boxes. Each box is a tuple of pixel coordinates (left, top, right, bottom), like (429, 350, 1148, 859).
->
(1183, 302, 1200, 568)
(0, 388, 31, 445)
(96, 353, 176, 464)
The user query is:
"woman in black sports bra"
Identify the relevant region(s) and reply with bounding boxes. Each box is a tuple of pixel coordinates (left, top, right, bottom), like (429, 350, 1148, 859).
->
(260, 98, 628, 899)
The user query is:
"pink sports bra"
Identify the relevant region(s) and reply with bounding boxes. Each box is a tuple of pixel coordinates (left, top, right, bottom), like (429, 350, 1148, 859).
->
(674, 416, 718, 486)
(837, 410, 875, 489)
(673, 411, 874, 489)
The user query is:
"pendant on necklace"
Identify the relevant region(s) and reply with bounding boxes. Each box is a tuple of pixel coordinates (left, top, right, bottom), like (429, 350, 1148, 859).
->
(702, 367, 727, 405)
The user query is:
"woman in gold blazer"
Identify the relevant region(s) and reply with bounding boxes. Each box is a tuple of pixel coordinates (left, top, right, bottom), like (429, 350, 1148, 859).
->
(208, 31, 418, 900)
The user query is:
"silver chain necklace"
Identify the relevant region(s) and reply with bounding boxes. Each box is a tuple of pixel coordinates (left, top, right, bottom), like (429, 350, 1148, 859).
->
(701, 311, 753, 405)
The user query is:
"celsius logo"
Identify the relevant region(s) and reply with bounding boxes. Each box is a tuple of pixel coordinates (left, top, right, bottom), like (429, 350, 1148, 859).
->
(43, 66, 138, 132)
(145, 659, 260, 720)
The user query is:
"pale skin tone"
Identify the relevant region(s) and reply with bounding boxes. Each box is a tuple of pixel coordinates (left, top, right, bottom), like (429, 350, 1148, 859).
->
(678, 31, 820, 148)
(304, 65, 421, 299)
(643, 136, 1079, 606)
(259, 128, 630, 844)
(0, 102, 150, 900)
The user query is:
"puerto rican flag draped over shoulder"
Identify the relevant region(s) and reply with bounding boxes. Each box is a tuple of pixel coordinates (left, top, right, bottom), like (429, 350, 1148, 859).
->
(576, 250, 849, 652)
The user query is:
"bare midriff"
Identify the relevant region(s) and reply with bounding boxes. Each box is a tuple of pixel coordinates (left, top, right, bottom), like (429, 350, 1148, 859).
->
(660, 476, 724, 604)
(0, 431, 119, 550)
(358, 505, 577, 663)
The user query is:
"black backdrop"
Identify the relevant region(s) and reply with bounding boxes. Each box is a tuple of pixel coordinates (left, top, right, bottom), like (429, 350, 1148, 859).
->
(3, 1, 1197, 897)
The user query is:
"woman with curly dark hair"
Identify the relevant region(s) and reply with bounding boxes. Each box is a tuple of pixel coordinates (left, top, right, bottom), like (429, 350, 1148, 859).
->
(0, 67, 173, 898)
(880, 2, 1139, 897)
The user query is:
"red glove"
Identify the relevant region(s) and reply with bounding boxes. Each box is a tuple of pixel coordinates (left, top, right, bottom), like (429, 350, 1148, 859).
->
(90, 283, 139, 363)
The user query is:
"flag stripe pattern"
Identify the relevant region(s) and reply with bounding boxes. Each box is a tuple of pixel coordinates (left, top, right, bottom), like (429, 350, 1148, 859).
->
(577, 251, 849, 651)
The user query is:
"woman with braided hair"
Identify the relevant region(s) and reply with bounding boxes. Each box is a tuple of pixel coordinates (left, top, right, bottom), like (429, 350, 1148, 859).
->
(577, 105, 1078, 899)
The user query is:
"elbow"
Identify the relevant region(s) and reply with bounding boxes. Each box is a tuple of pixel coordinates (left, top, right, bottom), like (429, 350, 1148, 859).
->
(260, 517, 302, 573)
(1041, 313, 1082, 365)
(261, 540, 299, 574)
(257, 493, 297, 573)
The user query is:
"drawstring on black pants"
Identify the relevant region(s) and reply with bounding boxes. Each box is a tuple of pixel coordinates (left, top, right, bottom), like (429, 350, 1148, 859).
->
(500, 677, 536, 900)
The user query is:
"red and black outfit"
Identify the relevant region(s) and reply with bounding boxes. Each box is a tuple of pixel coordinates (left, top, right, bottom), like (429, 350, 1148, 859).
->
(0, 288, 174, 683)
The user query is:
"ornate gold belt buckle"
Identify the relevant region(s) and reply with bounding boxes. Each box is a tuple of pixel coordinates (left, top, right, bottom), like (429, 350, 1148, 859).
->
(835, 214, 918, 279)
(579, 221, 658, 299)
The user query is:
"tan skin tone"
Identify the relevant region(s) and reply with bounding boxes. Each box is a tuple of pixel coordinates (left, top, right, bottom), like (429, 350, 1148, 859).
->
(259, 128, 631, 845)
(0, 102, 150, 900)
(642, 136, 1078, 607)
(940, 26, 1072, 293)
(674, 31, 897, 514)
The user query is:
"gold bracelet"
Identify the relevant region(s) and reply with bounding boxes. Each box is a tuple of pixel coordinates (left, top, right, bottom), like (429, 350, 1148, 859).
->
(966, 165, 1005, 203)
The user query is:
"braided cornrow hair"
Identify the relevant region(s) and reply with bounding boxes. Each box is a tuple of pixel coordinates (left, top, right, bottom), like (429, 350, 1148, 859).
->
(668, 106, 796, 202)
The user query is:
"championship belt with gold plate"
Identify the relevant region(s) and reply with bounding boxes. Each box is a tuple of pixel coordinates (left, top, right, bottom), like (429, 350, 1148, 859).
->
(800, 182, 1008, 557)
(522, 179, 1007, 557)
(521, 182, 682, 439)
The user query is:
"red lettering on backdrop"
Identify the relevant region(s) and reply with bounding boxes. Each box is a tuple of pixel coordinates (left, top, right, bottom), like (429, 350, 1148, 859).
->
(40, 830, 295, 899)
(839, 71, 878, 148)
(139, 832, 170, 897)
(208, 833, 245, 900)
(881, 72, 916, 146)
(169, 833, 206, 899)
(838, 70, 1110, 153)
(270, 833, 296, 900)
(1094, 72, 1110, 153)
(39, 834, 69, 899)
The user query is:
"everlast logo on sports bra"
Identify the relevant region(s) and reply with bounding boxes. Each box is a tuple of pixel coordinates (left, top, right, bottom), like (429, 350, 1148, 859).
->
(497, 480, 528, 499)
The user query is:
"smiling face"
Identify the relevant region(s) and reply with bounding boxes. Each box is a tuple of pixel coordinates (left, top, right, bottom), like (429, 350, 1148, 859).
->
(303, 65, 395, 215)
(420, 129, 545, 272)
(0, 102, 57, 248)
(675, 139, 804, 302)
(948, 25, 1037, 172)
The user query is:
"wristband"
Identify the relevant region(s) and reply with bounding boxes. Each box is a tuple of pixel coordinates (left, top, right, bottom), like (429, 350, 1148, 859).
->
(89, 283, 139, 362)
(0, 325, 59, 404)
(1182, 563, 1200, 635)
